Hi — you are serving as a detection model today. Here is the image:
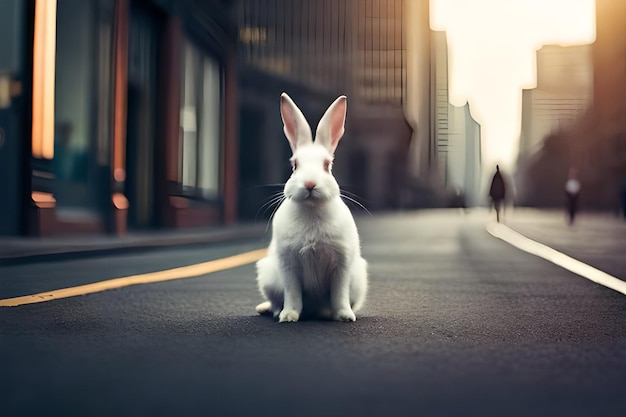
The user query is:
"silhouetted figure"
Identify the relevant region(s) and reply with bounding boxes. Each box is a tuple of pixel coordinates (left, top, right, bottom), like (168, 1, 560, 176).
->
(565, 168, 581, 225)
(620, 182, 626, 219)
(489, 165, 506, 223)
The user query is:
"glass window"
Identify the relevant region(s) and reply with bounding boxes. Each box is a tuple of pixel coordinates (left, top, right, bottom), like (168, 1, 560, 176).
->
(179, 40, 222, 200)
(53, 0, 98, 213)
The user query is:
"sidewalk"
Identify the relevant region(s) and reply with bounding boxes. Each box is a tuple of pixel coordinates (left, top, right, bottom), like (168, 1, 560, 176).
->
(502, 207, 626, 281)
(2, 208, 625, 270)
(0, 222, 269, 265)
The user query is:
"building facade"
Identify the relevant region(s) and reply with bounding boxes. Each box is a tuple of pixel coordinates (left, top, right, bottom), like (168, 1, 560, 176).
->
(427, 30, 482, 207)
(430, 30, 450, 187)
(0, 0, 239, 236)
(0, 0, 446, 236)
(518, 45, 592, 160)
(518, 0, 626, 211)
(446, 103, 482, 207)
(236, 0, 432, 217)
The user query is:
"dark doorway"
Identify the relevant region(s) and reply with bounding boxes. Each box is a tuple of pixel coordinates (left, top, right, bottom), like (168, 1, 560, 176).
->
(348, 148, 369, 204)
(0, 104, 23, 236)
(125, 1, 161, 229)
(238, 107, 270, 220)
(0, 0, 26, 236)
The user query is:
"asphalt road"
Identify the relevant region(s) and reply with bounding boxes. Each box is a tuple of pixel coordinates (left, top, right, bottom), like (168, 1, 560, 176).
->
(1, 210, 626, 417)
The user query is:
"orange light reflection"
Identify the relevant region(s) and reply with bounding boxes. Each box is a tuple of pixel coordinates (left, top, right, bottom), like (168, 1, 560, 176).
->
(31, 0, 57, 160)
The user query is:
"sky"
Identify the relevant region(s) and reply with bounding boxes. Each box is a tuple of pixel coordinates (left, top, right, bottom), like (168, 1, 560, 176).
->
(429, 0, 597, 172)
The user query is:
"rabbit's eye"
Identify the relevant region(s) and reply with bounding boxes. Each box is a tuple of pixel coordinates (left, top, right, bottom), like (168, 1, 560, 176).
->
(292, 160, 298, 171)
(323, 160, 331, 172)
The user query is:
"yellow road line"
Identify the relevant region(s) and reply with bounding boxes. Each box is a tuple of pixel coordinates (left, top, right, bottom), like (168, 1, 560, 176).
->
(486, 223, 626, 295)
(0, 248, 267, 307)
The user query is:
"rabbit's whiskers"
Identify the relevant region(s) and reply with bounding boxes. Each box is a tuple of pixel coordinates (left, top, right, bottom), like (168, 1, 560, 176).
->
(256, 192, 287, 233)
(340, 192, 372, 216)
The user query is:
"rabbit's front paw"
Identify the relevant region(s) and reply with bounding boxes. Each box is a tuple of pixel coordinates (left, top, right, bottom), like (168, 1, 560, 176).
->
(333, 308, 356, 322)
(278, 309, 300, 323)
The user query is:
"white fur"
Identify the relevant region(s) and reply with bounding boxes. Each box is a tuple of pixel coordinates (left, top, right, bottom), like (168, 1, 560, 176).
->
(255, 93, 368, 323)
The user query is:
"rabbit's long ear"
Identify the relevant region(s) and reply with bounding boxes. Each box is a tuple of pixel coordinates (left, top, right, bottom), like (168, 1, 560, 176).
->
(315, 95, 347, 155)
(280, 93, 312, 153)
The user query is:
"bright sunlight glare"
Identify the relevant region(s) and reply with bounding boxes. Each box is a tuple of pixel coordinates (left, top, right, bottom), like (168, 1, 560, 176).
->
(430, 0, 596, 172)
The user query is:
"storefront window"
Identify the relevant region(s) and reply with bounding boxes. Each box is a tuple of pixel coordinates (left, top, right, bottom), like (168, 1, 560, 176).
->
(179, 40, 222, 200)
(53, 0, 97, 213)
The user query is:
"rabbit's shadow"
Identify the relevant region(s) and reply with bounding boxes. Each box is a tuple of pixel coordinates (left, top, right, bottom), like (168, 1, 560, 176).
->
(202, 313, 387, 338)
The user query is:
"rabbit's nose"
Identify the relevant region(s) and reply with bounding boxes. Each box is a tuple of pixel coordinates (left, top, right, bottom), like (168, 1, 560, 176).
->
(304, 181, 316, 191)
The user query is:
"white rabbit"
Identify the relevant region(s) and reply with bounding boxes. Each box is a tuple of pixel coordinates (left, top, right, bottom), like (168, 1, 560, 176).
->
(255, 93, 368, 323)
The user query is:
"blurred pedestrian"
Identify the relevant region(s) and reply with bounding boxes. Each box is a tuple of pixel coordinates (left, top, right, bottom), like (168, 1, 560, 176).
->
(565, 168, 581, 225)
(620, 183, 626, 219)
(489, 165, 506, 223)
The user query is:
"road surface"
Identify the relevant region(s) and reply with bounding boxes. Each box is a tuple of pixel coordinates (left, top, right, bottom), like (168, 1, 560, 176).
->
(1, 210, 625, 417)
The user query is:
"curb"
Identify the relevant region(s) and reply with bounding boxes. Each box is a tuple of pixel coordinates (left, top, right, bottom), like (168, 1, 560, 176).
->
(0, 224, 269, 266)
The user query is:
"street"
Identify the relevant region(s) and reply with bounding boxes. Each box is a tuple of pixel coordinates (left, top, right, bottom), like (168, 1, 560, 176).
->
(1, 210, 626, 417)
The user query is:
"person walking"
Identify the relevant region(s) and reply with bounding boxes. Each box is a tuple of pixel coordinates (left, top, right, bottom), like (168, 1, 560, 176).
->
(565, 168, 581, 225)
(489, 165, 506, 223)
